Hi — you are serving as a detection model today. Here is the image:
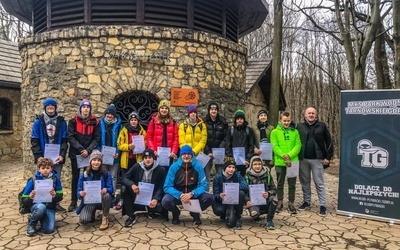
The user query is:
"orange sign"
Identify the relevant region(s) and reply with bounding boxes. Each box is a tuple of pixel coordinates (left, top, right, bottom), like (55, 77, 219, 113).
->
(170, 88, 199, 107)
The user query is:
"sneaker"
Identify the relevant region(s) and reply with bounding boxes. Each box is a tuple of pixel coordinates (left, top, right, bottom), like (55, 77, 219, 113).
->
(56, 204, 66, 212)
(276, 204, 283, 213)
(298, 202, 311, 211)
(288, 204, 297, 214)
(115, 200, 123, 210)
(99, 216, 109, 230)
(67, 201, 77, 212)
(172, 208, 181, 225)
(319, 206, 327, 216)
(191, 213, 202, 225)
(266, 220, 275, 230)
(236, 219, 243, 229)
(124, 216, 137, 227)
(26, 222, 36, 237)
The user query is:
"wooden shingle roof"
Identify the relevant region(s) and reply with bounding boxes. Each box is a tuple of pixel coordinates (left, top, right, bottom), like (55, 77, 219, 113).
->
(0, 39, 21, 89)
(245, 57, 272, 93)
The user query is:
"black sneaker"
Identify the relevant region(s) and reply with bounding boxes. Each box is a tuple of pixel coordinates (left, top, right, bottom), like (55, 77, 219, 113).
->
(124, 216, 137, 227)
(288, 204, 297, 214)
(56, 204, 66, 212)
(298, 202, 311, 211)
(236, 219, 243, 229)
(172, 208, 181, 225)
(319, 206, 327, 216)
(26, 222, 36, 237)
(67, 201, 77, 212)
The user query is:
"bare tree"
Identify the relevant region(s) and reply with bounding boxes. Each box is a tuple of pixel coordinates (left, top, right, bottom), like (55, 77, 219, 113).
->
(0, 4, 31, 41)
(394, 0, 400, 87)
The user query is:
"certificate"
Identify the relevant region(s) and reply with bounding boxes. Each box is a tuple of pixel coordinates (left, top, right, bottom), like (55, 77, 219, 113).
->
(132, 135, 145, 154)
(222, 183, 239, 205)
(44, 144, 60, 164)
(76, 155, 90, 168)
(286, 161, 299, 178)
(157, 147, 171, 167)
(134, 182, 155, 206)
(182, 199, 202, 213)
(196, 152, 210, 168)
(249, 184, 267, 206)
(232, 147, 245, 165)
(101, 146, 116, 165)
(83, 180, 102, 204)
(259, 142, 273, 161)
(34, 179, 53, 203)
(212, 148, 225, 165)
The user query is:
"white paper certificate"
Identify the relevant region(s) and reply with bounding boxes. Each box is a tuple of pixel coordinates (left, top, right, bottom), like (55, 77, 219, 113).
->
(101, 146, 116, 165)
(249, 184, 267, 206)
(196, 152, 211, 168)
(44, 144, 60, 164)
(212, 148, 225, 164)
(232, 147, 245, 165)
(132, 135, 145, 154)
(182, 199, 202, 213)
(134, 182, 155, 206)
(286, 161, 300, 178)
(76, 155, 90, 169)
(83, 180, 102, 204)
(34, 180, 53, 203)
(222, 183, 239, 205)
(157, 147, 171, 166)
(259, 142, 273, 161)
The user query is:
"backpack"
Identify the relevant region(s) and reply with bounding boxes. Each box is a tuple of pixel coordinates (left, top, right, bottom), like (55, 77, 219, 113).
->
(230, 126, 250, 137)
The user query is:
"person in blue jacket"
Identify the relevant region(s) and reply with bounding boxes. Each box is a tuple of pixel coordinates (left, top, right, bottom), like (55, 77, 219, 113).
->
(21, 158, 64, 236)
(31, 98, 67, 212)
(212, 159, 250, 229)
(76, 150, 113, 230)
(162, 145, 214, 225)
(99, 104, 122, 199)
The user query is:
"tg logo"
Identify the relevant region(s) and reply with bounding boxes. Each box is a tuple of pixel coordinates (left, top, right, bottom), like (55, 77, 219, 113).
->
(357, 139, 389, 169)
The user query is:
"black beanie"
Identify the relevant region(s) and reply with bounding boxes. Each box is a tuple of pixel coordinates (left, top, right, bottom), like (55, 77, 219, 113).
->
(208, 102, 219, 112)
(224, 160, 236, 171)
(257, 110, 268, 117)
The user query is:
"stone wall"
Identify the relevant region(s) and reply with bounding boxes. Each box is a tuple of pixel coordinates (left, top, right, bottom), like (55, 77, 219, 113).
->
(0, 88, 22, 161)
(19, 25, 247, 180)
(244, 84, 270, 129)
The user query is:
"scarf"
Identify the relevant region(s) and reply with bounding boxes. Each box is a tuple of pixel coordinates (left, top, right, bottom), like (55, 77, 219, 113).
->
(43, 112, 59, 143)
(257, 121, 269, 142)
(126, 123, 141, 134)
(103, 116, 117, 125)
(222, 171, 234, 180)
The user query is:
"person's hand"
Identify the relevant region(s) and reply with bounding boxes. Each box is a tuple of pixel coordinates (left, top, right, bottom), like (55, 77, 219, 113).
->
(255, 148, 261, 155)
(80, 190, 87, 197)
(220, 193, 226, 199)
(81, 149, 88, 157)
(323, 159, 330, 165)
(154, 151, 159, 157)
(29, 190, 36, 199)
(131, 184, 139, 194)
(169, 152, 177, 159)
(262, 192, 269, 199)
(129, 143, 135, 150)
(180, 193, 192, 204)
(50, 188, 56, 198)
(286, 161, 292, 167)
(244, 161, 250, 166)
(282, 154, 290, 161)
(100, 188, 107, 195)
(149, 199, 158, 208)
(55, 156, 63, 164)
(244, 201, 251, 208)
(113, 153, 119, 159)
(208, 153, 214, 159)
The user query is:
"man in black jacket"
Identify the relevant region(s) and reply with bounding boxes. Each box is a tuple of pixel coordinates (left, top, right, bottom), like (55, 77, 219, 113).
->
(297, 106, 333, 216)
(122, 149, 167, 227)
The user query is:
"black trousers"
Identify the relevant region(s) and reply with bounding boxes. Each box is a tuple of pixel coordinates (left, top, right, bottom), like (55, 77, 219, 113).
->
(123, 186, 164, 218)
(212, 190, 248, 224)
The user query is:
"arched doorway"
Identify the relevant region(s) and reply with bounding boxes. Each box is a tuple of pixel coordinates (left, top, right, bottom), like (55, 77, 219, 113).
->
(114, 91, 159, 128)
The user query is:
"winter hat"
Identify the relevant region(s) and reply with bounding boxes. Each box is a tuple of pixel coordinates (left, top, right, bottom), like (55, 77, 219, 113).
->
(79, 99, 92, 111)
(180, 145, 193, 156)
(186, 105, 198, 115)
(234, 109, 246, 120)
(142, 148, 156, 159)
(129, 111, 140, 121)
(104, 104, 117, 116)
(249, 155, 263, 168)
(158, 100, 170, 111)
(89, 150, 103, 163)
(224, 159, 236, 171)
(208, 102, 219, 112)
(257, 110, 268, 117)
(43, 98, 57, 109)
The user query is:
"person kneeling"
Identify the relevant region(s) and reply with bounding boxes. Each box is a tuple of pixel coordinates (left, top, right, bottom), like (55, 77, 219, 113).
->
(122, 149, 167, 227)
(245, 155, 278, 230)
(212, 159, 250, 229)
(76, 150, 113, 230)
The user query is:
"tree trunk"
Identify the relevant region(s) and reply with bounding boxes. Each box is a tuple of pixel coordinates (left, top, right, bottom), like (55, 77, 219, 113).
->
(394, 0, 400, 88)
(374, 22, 392, 89)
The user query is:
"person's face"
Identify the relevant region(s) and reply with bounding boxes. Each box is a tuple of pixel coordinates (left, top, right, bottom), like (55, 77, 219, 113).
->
(236, 117, 244, 126)
(159, 106, 169, 116)
(281, 115, 291, 129)
(91, 158, 102, 170)
(189, 112, 197, 120)
(45, 105, 56, 116)
(81, 105, 91, 117)
(38, 165, 52, 177)
(105, 113, 115, 121)
(259, 113, 268, 123)
(305, 107, 317, 123)
(181, 153, 192, 163)
(129, 118, 138, 127)
(225, 165, 236, 175)
(209, 108, 218, 118)
(252, 160, 263, 173)
(143, 156, 154, 166)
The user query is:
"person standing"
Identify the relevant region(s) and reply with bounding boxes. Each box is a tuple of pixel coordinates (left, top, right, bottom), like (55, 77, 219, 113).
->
(203, 102, 228, 181)
(67, 99, 100, 212)
(297, 106, 333, 216)
(254, 110, 275, 170)
(31, 98, 68, 212)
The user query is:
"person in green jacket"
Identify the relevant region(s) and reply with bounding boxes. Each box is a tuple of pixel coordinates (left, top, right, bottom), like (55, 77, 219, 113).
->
(270, 111, 301, 214)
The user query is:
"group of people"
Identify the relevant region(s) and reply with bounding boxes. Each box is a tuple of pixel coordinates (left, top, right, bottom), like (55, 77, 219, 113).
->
(21, 97, 333, 236)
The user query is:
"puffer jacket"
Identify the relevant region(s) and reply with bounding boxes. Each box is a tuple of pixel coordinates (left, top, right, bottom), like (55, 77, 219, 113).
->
(213, 171, 249, 203)
(117, 125, 147, 169)
(270, 122, 301, 167)
(178, 118, 207, 155)
(146, 113, 179, 155)
(225, 121, 255, 163)
(203, 114, 228, 155)
(67, 114, 100, 158)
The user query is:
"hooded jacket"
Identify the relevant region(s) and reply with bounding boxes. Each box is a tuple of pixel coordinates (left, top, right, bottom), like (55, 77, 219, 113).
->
(203, 114, 228, 155)
(178, 118, 207, 155)
(213, 170, 249, 203)
(245, 156, 277, 196)
(146, 113, 179, 155)
(270, 122, 302, 167)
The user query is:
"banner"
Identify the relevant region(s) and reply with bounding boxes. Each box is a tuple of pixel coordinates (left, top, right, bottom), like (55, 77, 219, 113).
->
(338, 90, 400, 223)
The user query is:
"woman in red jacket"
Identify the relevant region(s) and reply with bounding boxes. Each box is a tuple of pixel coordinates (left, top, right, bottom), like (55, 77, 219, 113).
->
(146, 100, 179, 172)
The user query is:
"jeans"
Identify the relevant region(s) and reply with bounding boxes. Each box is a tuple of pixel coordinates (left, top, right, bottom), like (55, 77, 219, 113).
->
(30, 203, 56, 233)
(104, 162, 119, 194)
